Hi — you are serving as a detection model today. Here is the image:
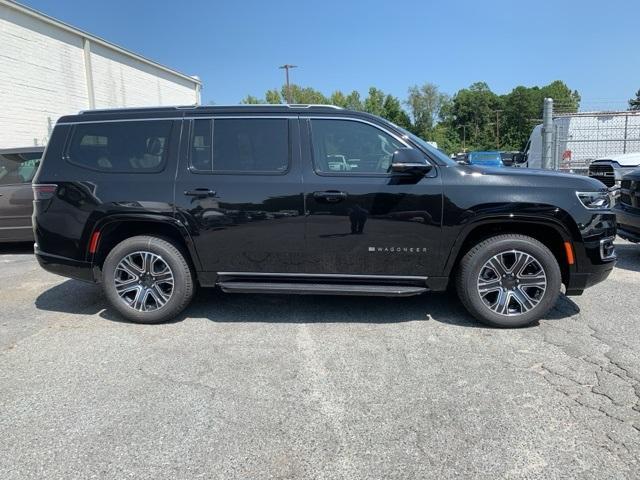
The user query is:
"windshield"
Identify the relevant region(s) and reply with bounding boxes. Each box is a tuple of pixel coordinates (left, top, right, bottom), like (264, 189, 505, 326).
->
(391, 125, 457, 166)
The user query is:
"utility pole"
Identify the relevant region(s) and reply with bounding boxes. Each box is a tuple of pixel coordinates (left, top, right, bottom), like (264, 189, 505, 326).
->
(457, 125, 468, 152)
(495, 110, 502, 149)
(279, 64, 297, 104)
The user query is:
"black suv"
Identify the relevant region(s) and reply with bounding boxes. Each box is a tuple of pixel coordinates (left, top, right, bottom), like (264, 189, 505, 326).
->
(615, 169, 640, 243)
(33, 105, 616, 327)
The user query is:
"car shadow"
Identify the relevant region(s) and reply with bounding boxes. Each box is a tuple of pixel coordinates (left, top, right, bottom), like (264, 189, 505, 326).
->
(613, 241, 640, 273)
(35, 280, 579, 328)
(35, 279, 105, 316)
(0, 242, 34, 254)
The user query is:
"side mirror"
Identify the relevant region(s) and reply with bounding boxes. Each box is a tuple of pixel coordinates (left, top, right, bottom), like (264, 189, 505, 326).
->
(390, 148, 432, 176)
(513, 153, 527, 165)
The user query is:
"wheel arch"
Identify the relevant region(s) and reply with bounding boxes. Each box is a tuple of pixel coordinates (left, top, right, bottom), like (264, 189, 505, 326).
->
(88, 214, 202, 273)
(443, 215, 576, 287)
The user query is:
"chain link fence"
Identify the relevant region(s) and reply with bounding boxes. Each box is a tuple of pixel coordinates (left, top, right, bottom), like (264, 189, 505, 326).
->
(552, 111, 640, 175)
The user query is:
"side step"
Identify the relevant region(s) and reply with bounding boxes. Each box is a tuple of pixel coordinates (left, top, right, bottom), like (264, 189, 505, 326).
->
(218, 281, 428, 297)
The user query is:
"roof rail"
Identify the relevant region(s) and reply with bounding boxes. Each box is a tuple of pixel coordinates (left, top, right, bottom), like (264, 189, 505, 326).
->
(286, 104, 343, 109)
(78, 105, 189, 114)
(78, 103, 345, 114)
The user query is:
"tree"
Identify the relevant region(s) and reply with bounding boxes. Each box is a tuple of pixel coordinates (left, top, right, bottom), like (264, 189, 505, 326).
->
(265, 89, 282, 104)
(540, 80, 580, 114)
(240, 95, 262, 104)
(280, 84, 327, 104)
(450, 82, 501, 150)
(363, 87, 386, 116)
(405, 83, 450, 138)
(630, 89, 640, 110)
(382, 94, 411, 130)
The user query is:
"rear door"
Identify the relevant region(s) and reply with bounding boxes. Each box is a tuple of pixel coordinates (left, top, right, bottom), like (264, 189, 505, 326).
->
(0, 150, 42, 241)
(300, 116, 443, 277)
(174, 115, 305, 274)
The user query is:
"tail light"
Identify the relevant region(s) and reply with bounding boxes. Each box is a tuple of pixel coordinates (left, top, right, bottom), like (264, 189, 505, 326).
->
(32, 184, 57, 200)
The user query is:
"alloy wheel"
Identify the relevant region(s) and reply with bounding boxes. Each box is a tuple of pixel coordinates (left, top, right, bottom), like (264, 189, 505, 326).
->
(476, 250, 547, 316)
(114, 251, 174, 312)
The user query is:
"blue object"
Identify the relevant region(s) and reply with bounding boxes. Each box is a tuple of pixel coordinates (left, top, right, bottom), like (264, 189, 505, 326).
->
(468, 151, 504, 167)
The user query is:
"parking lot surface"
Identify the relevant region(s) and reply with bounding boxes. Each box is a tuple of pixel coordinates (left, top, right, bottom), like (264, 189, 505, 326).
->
(1, 241, 639, 479)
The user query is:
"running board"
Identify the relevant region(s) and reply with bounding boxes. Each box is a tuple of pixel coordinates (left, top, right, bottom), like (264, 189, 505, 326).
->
(217, 281, 428, 297)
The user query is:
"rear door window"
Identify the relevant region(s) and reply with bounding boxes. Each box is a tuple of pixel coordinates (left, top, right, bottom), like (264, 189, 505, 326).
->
(189, 118, 289, 174)
(66, 120, 173, 172)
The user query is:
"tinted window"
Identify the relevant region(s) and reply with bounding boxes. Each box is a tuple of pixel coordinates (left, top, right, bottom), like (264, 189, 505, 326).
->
(190, 118, 289, 173)
(0, 151, 43, 185)
(67, 121, 173, 172)
(310, 119, 404, 174)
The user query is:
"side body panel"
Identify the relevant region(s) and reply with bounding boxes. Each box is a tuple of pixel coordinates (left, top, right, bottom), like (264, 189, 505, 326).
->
(173, 116, 305, 277)
(299, 115, 444, 277)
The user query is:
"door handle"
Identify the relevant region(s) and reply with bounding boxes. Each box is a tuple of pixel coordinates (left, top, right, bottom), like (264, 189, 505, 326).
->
(313, 191, 348, 203)
(184, 188, 217, 198)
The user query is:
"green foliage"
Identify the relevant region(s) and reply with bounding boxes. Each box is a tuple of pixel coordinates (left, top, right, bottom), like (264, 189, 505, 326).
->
(406, 83, 450, 137)
(241, 79, 581, 154)
(240, 95, 262, 104)
(363, 87, 386, 116)
(630, 89, 640, 111)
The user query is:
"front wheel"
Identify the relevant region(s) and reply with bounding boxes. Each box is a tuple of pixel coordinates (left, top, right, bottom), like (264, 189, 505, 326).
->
(456, 234, 562, 328)
(102, 236, 194, 324)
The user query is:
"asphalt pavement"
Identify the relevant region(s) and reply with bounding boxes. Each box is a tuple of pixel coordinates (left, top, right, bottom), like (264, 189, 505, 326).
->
(0, 240, 639, 479)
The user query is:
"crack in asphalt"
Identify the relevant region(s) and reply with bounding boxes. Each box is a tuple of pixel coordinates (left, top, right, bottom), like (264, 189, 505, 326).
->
(534, 302, 640, 462)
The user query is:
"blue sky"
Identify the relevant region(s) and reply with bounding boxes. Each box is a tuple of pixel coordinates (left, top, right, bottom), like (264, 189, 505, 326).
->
(21, 0, 639, 110)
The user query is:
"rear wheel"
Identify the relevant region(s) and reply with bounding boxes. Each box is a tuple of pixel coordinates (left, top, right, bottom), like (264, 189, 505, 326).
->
(456, 234, 561, 328)
(102, 236, 194, 324)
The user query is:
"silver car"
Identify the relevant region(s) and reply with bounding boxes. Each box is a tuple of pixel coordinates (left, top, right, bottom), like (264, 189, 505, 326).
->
(0, 146, 45, 242)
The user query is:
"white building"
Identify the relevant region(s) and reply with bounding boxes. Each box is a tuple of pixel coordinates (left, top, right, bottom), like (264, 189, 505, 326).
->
(0, 0, 202, 148)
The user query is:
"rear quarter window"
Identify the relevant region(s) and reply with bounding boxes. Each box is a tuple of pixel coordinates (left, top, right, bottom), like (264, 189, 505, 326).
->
(66, 120, 173, 173)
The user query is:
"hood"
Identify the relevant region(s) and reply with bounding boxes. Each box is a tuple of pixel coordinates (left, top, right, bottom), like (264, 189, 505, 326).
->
(592, 152, 640, 167)
(622, 168, 640, 181)
(455, 164, 606, 191)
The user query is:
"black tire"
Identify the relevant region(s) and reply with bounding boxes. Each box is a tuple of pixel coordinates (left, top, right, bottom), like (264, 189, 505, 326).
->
(102, 235, 194, 324)
(455, 234, 561, 328)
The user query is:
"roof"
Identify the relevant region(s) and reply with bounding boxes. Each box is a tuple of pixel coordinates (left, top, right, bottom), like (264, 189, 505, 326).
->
(0, 146, 45, 154)
(596, 152, 640, 166)
(1, 0, 201, 86)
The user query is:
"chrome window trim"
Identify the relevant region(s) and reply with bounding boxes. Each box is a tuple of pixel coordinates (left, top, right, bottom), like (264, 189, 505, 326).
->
(187, 117, 293, 176)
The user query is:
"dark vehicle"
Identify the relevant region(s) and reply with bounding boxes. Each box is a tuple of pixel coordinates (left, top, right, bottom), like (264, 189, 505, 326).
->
(33, 105, 616, 327)
(615, 169, 640, 243)
(0, 146, 45, 242)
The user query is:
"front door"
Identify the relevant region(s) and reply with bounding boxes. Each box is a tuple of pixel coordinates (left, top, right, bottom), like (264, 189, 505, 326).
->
(301, 117, 443, 277)
(0, 150, 42, 241)
(174, 116, 305, 274)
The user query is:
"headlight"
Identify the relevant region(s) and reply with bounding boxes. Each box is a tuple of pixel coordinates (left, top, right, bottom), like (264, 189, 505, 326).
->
(576, 191, 611, 210)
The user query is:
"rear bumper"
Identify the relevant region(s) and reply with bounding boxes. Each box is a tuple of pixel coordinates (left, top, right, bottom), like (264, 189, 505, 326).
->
(35, 245, 95, 283)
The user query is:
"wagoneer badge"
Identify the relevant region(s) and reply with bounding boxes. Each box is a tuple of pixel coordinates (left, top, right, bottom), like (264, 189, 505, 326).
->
(369, 247, 428, 253)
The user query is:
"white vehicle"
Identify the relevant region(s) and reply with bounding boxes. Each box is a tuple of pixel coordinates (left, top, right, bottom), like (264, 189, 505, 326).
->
(518, 112, 640, 175)
(588, 152, 640, 188)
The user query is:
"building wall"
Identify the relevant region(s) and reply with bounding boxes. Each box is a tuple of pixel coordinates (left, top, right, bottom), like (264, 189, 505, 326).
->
(90, 42, 198, 109)
(0, 2, 199, 149)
